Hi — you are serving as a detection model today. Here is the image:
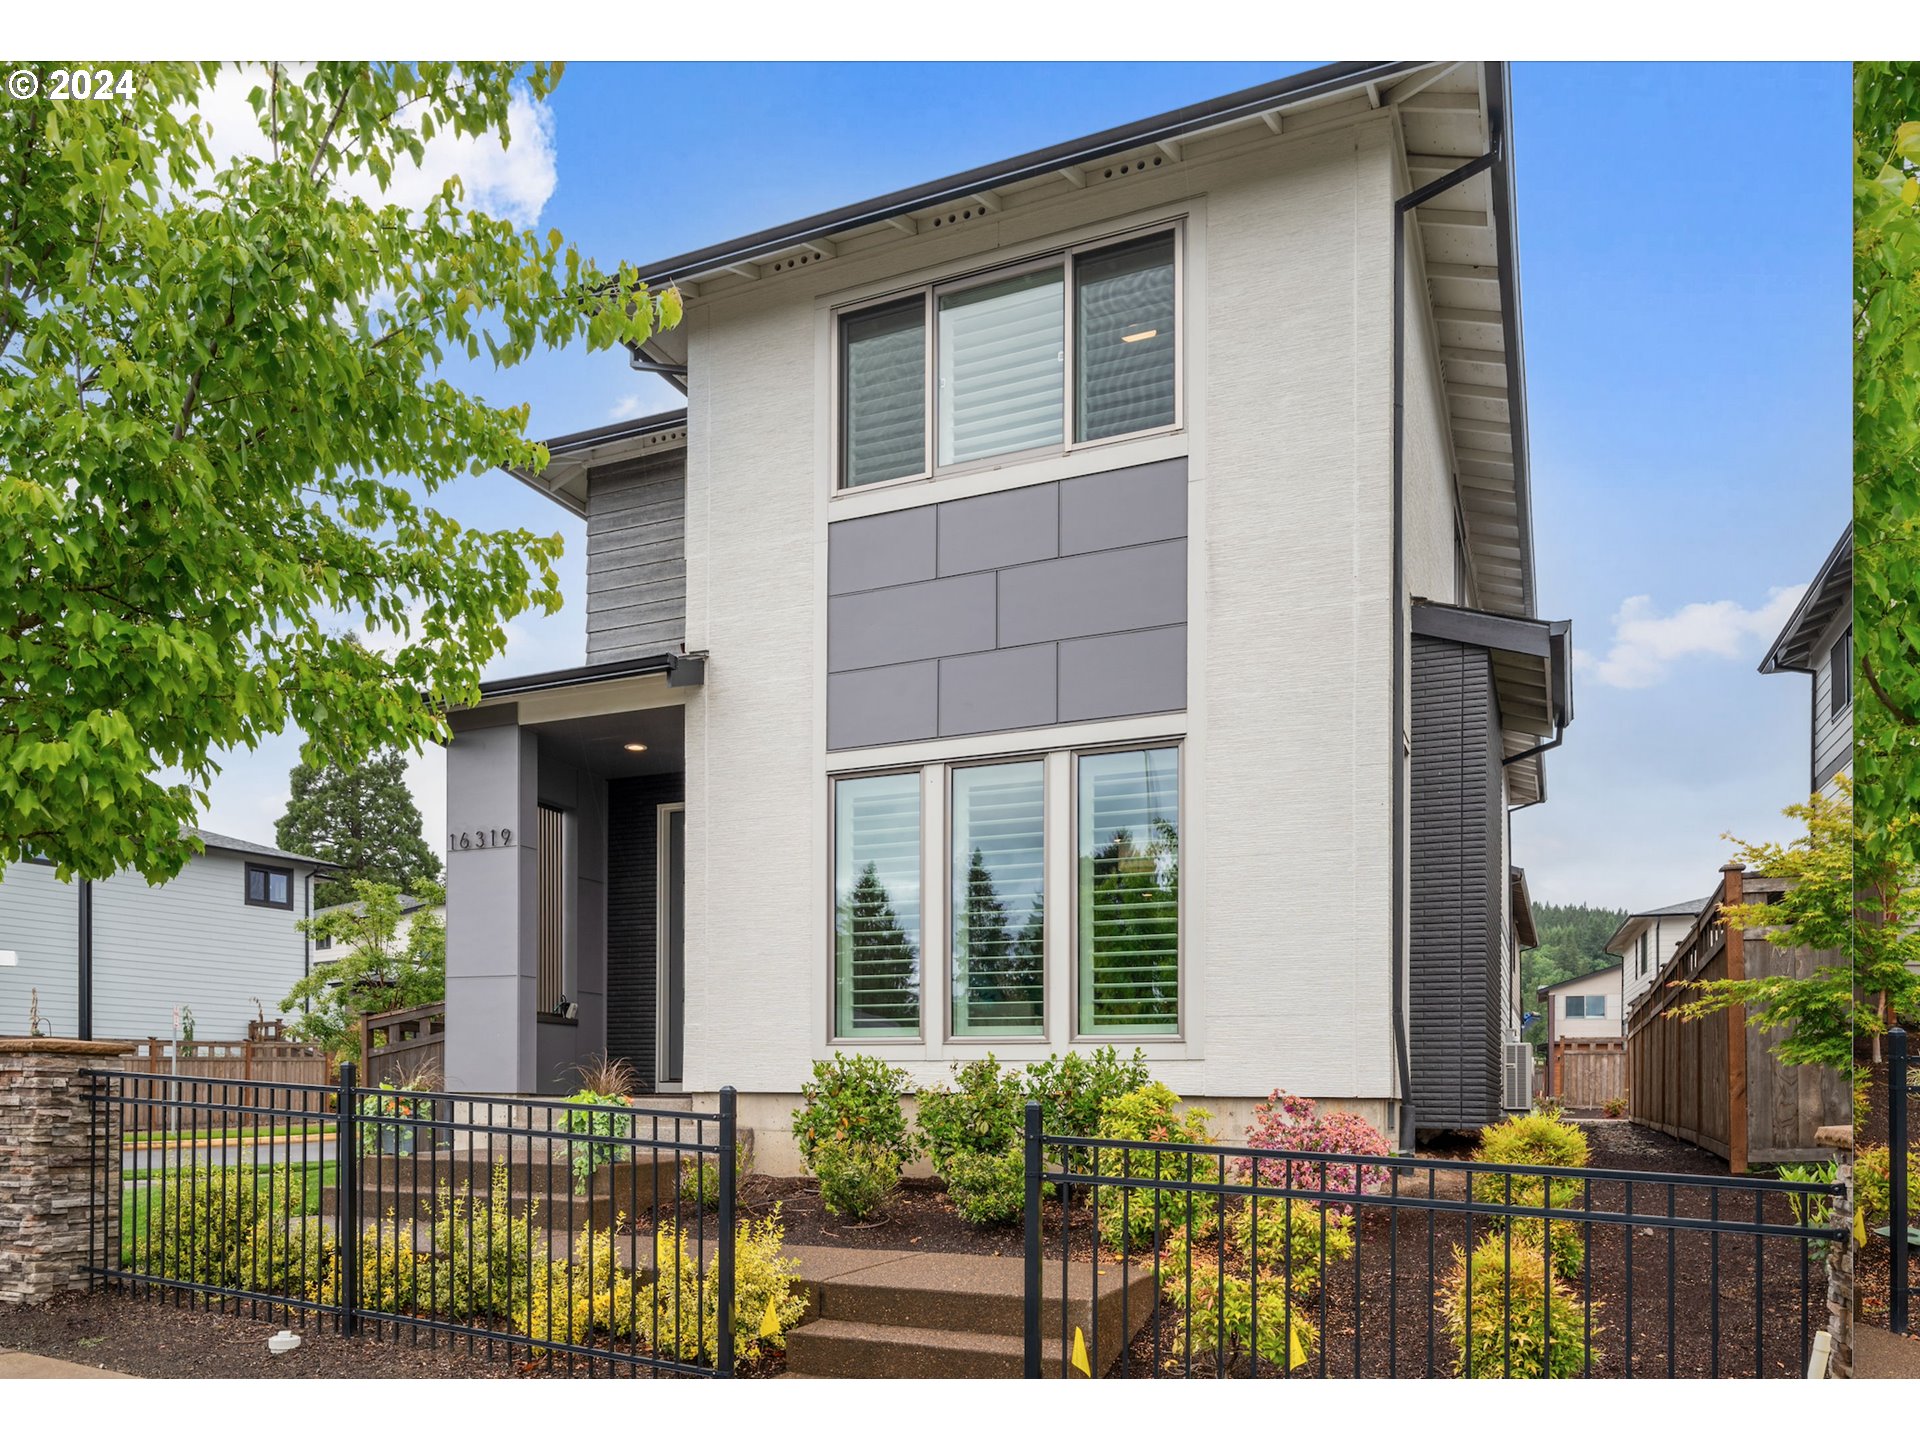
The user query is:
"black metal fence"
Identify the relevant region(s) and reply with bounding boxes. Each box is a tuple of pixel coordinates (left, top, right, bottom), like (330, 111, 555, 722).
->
(1020, 1104, 1843, 1379)
(86, 1064, 738, 1376)
(1891, 1026, 1916, 1334)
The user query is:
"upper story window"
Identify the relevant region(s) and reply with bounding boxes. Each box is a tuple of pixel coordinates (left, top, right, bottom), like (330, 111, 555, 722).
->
(1565, 993, 1607, 1019)
(1636, 931, 1649, 975)
(837, 225, 1180, 490)
(1830, 627, 1852, 717)
(245, 863, 293, 910)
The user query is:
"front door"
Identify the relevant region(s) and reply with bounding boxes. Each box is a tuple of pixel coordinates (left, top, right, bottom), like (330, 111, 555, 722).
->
(657, 804, 685, 1086)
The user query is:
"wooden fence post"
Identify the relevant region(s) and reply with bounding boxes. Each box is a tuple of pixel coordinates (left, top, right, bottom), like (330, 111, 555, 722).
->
(1722, 864, 1748, 1175)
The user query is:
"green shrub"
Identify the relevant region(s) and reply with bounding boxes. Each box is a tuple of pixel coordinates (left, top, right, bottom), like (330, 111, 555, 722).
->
(1022, 1045, 1149, 1159)
(813, 1134, 902, 1220)
(1440, 1234, 1594, 1378)
(1159, 1199, 1351, 1372)
(1096, 1082, 1218, 1250)
(1601, 1096, 1629, 1119)
(792, 1053, 917, 1176)
(559, 1088, 634, 1195)
(917, 1055, 1029, 1226)
(1473, 1109, 1591, 1283)
(1856, 1144, 1920, 1232)
(942, 1146, 1027, 1225)
(145, 1165, 297, 1287)
(237, 1215, 338, 1303)
(678, 1136, 755, 1212)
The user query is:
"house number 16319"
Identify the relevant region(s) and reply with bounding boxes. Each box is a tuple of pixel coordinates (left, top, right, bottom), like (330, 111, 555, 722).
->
(450, 828, 513, 850)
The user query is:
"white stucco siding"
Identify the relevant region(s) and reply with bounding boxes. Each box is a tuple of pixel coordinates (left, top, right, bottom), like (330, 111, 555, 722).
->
(0, 861, 81, 1036)
(677, 114, 1413, 1112)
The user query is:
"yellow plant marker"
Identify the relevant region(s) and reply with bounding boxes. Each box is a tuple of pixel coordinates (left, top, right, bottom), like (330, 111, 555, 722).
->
(1070, 1326, 1092, 1376)
(760, 1294, 783, 1339)
(1288, 1319, 1308, 1371)
(1855, 1204, 1868, 1247)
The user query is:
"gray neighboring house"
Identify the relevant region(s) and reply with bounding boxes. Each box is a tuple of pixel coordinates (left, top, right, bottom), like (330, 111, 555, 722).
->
(1759, 526, 1851, 799)
(443, 61, 1574, 1161)
(0, 829, 327, 1042)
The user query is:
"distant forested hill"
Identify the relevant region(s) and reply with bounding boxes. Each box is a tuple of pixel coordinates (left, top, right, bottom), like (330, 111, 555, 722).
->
(1522, 901, 1628, 1050)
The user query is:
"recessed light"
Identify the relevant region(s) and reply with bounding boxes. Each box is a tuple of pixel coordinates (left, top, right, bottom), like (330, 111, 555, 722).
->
(1120, 329, 1158, 344)
(623, 742, 648, 753)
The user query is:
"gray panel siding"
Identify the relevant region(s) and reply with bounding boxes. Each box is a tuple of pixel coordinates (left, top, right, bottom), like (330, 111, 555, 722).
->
(826, 459, 1189, 749)
(1409, 635, 1504, 1130)
(586, 451, 687, 662)
(1812, 611, 1851, 790)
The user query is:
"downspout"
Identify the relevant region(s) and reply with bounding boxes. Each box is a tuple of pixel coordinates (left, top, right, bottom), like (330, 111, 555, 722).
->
(77, 879, 92, 1041)
(1390, 65, 1507, 1152)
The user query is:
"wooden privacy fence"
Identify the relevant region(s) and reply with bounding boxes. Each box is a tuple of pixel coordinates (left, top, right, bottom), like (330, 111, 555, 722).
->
(124, 1036, 331, 1131)
(1627, 864, 1850, 1170)
(1548, 1038, 1626, 1110)
(357, 1002, 446, 1089)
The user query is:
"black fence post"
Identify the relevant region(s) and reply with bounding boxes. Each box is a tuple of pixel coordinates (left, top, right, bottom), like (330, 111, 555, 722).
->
(716, 1085, 737, 1377)
(337, 1059, 359, 1338)
(1023, 1100, 1042, 1379)
(1893, 1027, 1910, 1335)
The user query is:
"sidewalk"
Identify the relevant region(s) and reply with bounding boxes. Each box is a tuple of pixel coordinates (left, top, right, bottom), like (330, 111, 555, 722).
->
(1855, 1323, 1920, 1379)
(0, 1347, 132, 1379)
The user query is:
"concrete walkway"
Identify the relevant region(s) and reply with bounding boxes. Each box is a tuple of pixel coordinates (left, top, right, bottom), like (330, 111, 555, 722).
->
(0, 1348, 131, 1379)
(1855, 1323, 1920, 1378)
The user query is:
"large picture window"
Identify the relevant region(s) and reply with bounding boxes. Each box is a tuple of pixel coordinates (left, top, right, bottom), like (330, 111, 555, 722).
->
(837, 224, 1179, 489)
(950, 761, 1045, 1037)
(1077, 747, 1180, 1035)
(834, 772, 923, 1038)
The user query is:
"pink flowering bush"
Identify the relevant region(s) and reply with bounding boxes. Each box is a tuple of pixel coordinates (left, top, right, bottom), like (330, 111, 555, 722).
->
(1236, 1091, 1391, 1214)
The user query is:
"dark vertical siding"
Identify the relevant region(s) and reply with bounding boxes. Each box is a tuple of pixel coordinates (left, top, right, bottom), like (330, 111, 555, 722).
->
(586, 451, 687, 663)
(1409, 635, 1504, 1129)
(605, 773, 684, 1089)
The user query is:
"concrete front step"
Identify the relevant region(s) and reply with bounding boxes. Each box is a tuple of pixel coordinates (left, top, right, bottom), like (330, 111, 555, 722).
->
(780, 1244, 1154, 1379)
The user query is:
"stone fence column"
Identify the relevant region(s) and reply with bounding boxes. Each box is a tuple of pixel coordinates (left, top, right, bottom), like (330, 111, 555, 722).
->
(1815, 1122, 1853, 1378)
(0, 1038, 136, 1305)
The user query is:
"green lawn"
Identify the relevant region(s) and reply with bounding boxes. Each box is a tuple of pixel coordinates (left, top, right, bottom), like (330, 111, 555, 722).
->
(118, 1160, 335, 1265)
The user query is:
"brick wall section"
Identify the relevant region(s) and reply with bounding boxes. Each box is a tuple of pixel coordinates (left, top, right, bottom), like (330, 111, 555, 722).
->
(605, 775, 684, 1088)
(0, 1039, 134, 1305)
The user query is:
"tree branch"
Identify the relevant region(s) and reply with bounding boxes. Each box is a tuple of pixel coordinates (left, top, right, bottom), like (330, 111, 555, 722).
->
(1863, 651, 1920, 729)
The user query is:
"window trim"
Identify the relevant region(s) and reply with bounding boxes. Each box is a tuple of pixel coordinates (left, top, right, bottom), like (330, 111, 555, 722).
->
(244, 862, 295, 911)
(832, 219, 1185, 495)
(1070, 738, 1185, 1043)
(945, 753, 1050, 1042)
(828, 764, 929, 1045)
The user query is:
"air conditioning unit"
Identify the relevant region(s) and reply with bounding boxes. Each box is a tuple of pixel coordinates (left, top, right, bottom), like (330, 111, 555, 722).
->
(1502, 1042, 1534, 1112)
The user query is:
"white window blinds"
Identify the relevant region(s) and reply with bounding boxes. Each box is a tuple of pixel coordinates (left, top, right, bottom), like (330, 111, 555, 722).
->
(1074, 231, 1176, 442)
(1077, 747, 1180, 1034)
(841, 297, 927, 488)
(937, 266, 1064, 467)
(834, 772, 922, 1037)
(951, 761, 1045, 1037)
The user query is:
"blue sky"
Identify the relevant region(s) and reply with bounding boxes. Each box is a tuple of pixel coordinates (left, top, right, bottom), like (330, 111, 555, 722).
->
(193, 61, 1850, 913)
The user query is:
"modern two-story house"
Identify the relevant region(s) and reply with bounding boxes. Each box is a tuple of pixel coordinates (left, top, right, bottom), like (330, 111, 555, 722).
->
(1759, 526, 1851, 800)
(443, 61, 1573, 1162)
(1606, 896, 1710, 1014)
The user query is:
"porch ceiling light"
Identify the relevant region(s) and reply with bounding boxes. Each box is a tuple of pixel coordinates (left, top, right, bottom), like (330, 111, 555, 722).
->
(623, 742, 649, 753)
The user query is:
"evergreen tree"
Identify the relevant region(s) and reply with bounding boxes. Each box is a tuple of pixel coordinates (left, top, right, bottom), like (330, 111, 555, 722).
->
(277, 747, 442, 908)
(1086, 819, 1179, 1028)
(837, 862, 918, 1032)
(1520, 901, 1630, 1050)
(956, 845, 1012, 1023)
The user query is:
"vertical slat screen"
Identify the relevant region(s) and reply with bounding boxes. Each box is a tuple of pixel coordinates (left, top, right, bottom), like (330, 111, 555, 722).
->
(834, 772, 922, 1037)
(951, 761, 1045, 1036)
(538, 803, 565, 1013)
(1077, 747, 1180, 1034)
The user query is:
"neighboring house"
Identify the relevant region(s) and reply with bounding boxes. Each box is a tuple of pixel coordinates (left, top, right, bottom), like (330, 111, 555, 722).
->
(1606, 897, 1710, 1014)
(1758, 526, 1851, 799)
(443, 61, 1573, 1161)
(1536, 962, 1623, 1095)
(312, 893, 444, 962)
(0, 829, 327, 1041)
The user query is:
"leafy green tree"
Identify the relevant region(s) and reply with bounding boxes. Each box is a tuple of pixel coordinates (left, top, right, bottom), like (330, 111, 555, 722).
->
(0, 62, 678, 885)
(1678, 785, 1919, 1076)
(277, 745, 441, 907)
(281, 877, 445, 1064)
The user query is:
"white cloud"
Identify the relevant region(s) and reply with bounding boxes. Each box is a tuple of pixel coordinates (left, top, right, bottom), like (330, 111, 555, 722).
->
(1574, 585, 1808, 690)
(607, 394, 649, 422)
(191, 66, 557, 227)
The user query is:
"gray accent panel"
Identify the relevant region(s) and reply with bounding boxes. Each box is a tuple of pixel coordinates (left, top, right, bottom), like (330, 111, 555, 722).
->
(829, 573, 997, 672)
(1058, 458, 1188, 555)
(938, 644, 1058, 737)
(997, 540, 1186, 648)
(586, 452, 687, 663)
(827, 662, 940, 749)
(829, 506, 937, 595)
(1058, 625, 1187, 723)
(1408, 635, 1505, 1131)
(825, 459, 1191, 749)
(937, 484, 1059, 577)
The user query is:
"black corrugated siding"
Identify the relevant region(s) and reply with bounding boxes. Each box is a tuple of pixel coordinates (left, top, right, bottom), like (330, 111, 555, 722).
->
(1409, 636, 1504, 1130)
(606, 774, 684, 1090)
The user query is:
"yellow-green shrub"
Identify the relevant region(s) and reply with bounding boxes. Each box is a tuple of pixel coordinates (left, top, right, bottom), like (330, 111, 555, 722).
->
(1160, 1198, 1351, 1372)
(144, 1165, 296, 1287)
(1440, 1234, 1593, 1378)
(358, 1217, 421, 1313)
(236, 1215, 337, 1303)
(1855, 1144, 1920, 1232)
(424, 1165, 549, 1320)
(1096, 1083, 1218, 1250)
(642, 1211, 806, 1371)
(1472, 1110, 1590, 1281)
